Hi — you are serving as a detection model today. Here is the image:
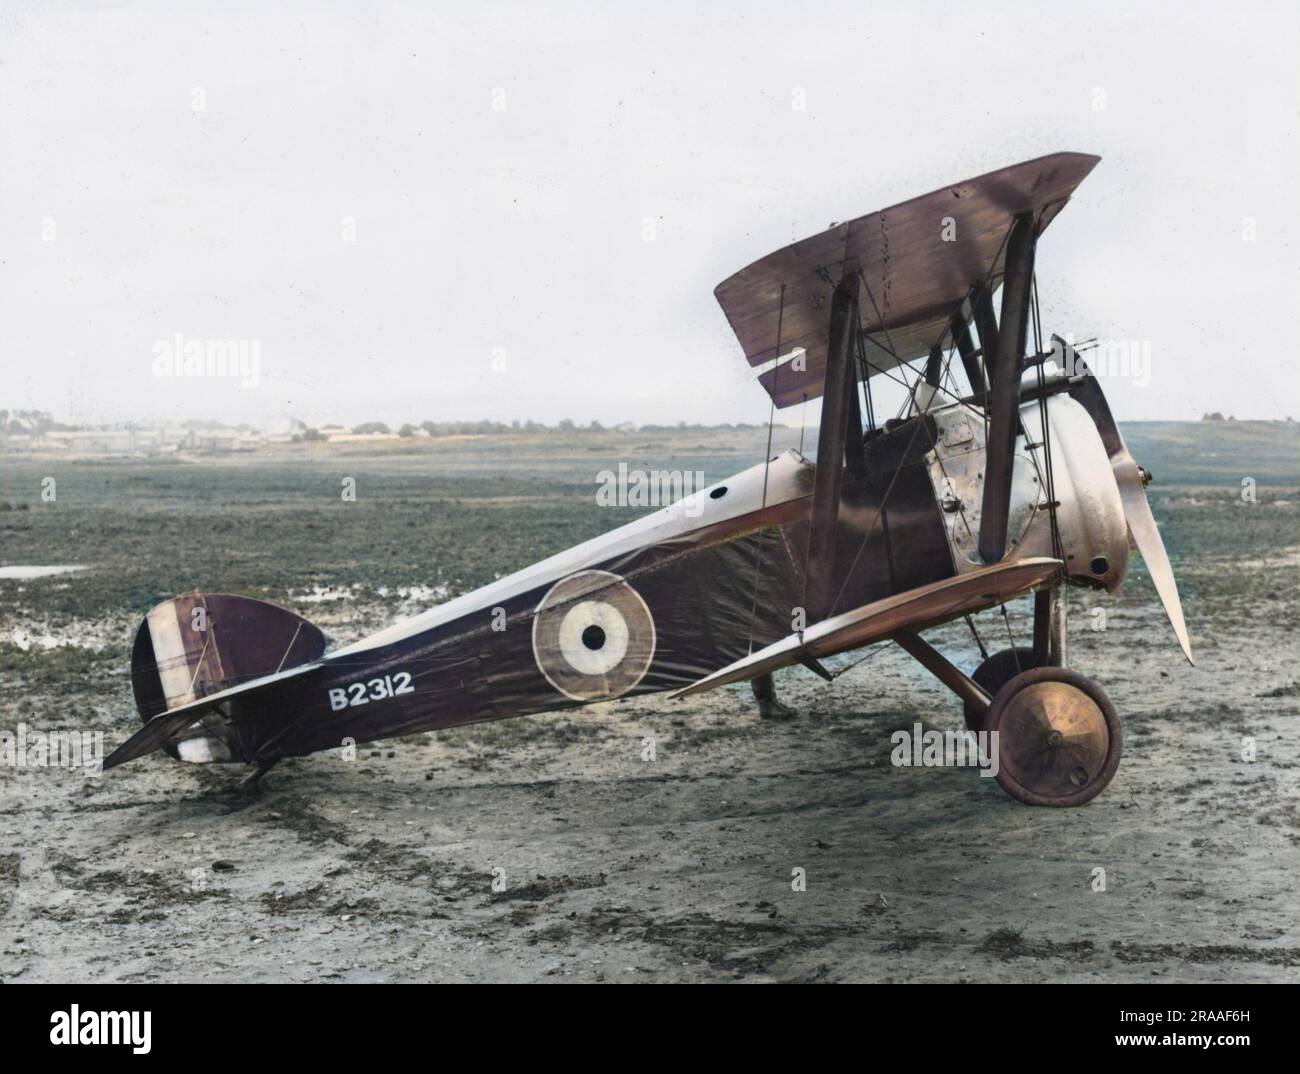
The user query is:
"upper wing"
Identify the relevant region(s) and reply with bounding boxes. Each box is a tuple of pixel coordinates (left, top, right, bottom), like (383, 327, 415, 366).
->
(670, 557, 1063, 698)
(715, 152, 1101, 409)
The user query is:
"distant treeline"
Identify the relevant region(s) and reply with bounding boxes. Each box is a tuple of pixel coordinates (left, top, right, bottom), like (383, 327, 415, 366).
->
(3, 409, 782, 438)
(377, 420, 782, 437)
(2, 409, 263, 435)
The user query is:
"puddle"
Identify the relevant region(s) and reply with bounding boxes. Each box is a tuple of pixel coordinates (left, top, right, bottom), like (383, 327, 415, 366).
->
(0, 565, 88, 580)
(292, 583, 450, 606)
(374, 584, 451, 604)
(292, 585, 359, 603)
(0, 614, 127, 652)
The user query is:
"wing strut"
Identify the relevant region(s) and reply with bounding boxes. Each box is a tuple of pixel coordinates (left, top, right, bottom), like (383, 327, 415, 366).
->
(924, 345, 943, 387)
(950, 308, 986, 394)
(973, 283, 1000, 380)
(978, 213, 1037, 564)
(803, 272, 861, 621)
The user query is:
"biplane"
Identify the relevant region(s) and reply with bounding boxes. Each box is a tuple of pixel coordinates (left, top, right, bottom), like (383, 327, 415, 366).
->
(107, 151, 1192, 806)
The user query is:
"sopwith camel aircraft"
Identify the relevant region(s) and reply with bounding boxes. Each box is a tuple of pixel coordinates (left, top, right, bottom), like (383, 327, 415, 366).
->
(106, 151, 1192, 807)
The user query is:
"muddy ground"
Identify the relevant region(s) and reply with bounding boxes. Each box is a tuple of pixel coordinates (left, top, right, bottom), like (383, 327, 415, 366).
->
(1, 425, 1297, 982)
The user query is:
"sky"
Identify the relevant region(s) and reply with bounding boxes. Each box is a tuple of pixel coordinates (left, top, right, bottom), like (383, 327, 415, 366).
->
(2, 0, 1297, 430)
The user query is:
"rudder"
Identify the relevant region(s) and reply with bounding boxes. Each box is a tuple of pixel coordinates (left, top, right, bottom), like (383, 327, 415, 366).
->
(130, 593, 326, 762)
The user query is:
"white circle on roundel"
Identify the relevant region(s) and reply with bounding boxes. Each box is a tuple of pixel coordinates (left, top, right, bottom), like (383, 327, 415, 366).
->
(557, 600, 629, 675)
(532, 569, 657, 701)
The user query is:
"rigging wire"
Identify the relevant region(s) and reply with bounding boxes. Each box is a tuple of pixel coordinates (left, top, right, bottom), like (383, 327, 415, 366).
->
(999, 603, 1021, 671)
(965, 614, 989, 662)
(745, 285, 786, 654)
(829, 641, 890, 680)
(1030, 274, 1065, 563)
(826, 415, 928, 616)
(857, 325, 877, 433)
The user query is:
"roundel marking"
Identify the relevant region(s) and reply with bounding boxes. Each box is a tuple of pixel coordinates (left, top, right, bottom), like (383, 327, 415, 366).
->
(532, 570, 656, 701)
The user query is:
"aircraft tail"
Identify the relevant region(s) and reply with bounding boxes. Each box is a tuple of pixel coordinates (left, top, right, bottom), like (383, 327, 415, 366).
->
(114, 593, 327, 769)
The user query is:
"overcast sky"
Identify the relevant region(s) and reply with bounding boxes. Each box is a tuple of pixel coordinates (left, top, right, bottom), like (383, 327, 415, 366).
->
(2, 0, 1296, 430)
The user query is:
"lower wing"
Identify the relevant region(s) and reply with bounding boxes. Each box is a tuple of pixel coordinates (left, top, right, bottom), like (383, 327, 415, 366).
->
(670, 557, 1064, 698)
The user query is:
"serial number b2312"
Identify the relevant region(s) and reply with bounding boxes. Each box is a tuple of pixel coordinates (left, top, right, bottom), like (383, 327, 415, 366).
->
(327, 672, 415, 711)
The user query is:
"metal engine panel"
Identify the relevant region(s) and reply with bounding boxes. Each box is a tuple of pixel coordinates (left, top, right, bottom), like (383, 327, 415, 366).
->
(924, 394, 1129, 589)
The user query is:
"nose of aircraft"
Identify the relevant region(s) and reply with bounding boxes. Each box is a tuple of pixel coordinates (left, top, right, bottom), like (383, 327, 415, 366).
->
(1115, 450, 1194, 665)
(1059, 335, 1193, 666)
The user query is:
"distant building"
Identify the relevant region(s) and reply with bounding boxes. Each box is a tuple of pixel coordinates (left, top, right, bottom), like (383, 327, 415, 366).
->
(191, 429, 258, 452)
(264, 418, 310, 444)
(45, 429, 135, 453)
(324, 431, 399, 443)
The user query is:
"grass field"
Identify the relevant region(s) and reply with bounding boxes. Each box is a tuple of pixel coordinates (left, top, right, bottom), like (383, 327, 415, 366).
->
(1, 421, 1297, 982)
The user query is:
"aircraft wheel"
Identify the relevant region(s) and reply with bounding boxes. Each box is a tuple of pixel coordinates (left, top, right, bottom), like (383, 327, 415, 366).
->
(963, 647, 1039, 731)
(985, 667, 1122, 807)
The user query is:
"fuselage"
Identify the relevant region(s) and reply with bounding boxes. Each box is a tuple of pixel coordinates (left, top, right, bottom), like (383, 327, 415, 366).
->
(226, 392, 1129, 764)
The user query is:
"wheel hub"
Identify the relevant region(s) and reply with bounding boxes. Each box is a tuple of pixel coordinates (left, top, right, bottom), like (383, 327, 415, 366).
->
(996, 681, 1111, 799)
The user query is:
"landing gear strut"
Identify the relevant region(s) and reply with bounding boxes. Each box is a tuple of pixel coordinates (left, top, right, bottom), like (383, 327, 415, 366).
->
(896, 586, 1122, 807)
(964, 646, 1038, 732)
(963, 587, 1066, 730)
